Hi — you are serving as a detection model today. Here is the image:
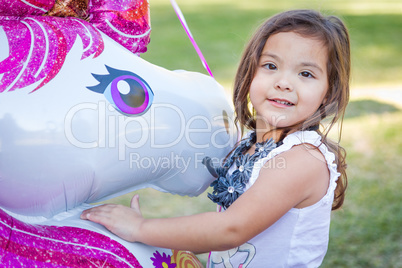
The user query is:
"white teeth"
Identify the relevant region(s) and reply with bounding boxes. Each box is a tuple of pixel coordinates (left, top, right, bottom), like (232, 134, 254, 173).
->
(274, 100, 292, 105)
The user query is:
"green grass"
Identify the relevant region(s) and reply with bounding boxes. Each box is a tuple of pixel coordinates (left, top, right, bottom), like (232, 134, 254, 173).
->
(142, 0, 402, 89)
(107, 1, 402, 266)
(323, 103, 402, 267)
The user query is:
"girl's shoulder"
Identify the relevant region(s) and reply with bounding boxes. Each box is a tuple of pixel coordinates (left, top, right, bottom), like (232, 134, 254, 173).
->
(248, 131, 340, 206)
(266, 130, 337, 168)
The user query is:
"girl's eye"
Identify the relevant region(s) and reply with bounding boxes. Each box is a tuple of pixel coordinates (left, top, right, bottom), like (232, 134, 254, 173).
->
(300, 71, 314, 78)
(264, 63, 277, 70)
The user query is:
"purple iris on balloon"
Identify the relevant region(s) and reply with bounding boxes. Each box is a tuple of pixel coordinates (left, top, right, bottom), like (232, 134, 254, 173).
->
(87, 65, 154, 116)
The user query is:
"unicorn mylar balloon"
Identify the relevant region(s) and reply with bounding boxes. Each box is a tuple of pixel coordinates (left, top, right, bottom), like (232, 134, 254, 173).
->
(0, 0, 237, 266)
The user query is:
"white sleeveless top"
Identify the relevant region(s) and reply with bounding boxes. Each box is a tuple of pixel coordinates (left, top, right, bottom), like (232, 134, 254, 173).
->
(208, 131, 340, 268)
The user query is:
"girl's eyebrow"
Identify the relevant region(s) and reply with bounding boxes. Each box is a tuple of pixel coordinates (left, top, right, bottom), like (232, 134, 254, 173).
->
(260, 52, 280, 61)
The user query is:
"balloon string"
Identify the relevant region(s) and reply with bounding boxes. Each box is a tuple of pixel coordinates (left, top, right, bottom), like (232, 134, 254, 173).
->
(169, 0, 214, 78)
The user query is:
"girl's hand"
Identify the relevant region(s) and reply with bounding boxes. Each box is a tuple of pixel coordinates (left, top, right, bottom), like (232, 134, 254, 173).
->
(80, 194, 143, 242)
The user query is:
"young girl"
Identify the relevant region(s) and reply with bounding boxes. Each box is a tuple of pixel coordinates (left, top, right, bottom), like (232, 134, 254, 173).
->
(81, 9, 350, 267)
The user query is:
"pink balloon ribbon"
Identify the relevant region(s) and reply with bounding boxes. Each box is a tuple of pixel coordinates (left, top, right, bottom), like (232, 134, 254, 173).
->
(169, 0, 214, 78)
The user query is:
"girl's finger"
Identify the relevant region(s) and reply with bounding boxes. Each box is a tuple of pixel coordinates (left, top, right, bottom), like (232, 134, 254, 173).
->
(130, 194, 141, 214)
(80, 205, 112, 219)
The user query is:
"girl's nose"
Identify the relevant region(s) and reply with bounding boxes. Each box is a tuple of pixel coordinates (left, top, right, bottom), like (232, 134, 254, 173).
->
(274, 78, 293, 91)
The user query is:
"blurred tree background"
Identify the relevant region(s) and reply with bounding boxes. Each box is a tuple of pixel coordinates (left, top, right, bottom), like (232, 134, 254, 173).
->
(110, 0, 402, 266)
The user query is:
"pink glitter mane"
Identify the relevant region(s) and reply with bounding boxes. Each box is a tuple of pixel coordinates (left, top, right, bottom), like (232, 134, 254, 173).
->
(0, 16, 104, 93)
(0, 0, 150, 93)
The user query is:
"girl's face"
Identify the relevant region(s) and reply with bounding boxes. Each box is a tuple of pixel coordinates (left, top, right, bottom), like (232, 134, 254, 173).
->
(249, 31, 328, 136)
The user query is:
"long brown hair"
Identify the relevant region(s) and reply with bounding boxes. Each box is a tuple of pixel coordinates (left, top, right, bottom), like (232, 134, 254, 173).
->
(233, 10, 350, 210)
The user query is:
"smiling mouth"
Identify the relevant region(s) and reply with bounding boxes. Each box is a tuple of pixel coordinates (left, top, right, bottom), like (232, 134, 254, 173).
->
(270, 99, 294, 106)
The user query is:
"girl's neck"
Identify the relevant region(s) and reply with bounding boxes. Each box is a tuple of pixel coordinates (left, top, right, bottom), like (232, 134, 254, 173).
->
(254, 129, 279, 143)
(254, 119, 283, 143)
(253, 116, 307, 143)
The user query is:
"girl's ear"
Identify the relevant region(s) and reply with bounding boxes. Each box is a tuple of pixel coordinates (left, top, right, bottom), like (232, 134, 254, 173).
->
(318, 103, 327, 120)
(321, 92, 330, 105)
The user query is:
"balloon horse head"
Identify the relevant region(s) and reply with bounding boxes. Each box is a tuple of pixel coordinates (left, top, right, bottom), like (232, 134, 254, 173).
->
(0, 0, 237, 266)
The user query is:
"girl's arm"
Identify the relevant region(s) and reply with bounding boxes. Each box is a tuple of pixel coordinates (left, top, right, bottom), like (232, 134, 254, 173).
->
(81, 144, 329, 253)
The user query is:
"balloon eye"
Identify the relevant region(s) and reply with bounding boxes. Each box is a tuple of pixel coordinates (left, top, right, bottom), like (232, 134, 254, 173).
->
(117, 80, 130, 94)
(110, 75, 153, 115)
(87, 66, 154, 116)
